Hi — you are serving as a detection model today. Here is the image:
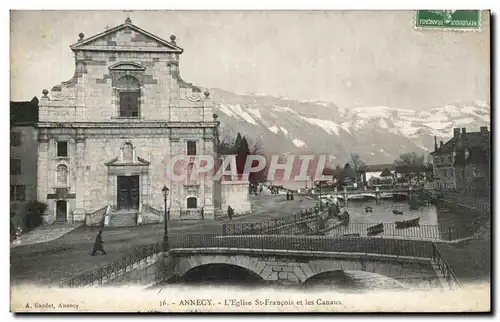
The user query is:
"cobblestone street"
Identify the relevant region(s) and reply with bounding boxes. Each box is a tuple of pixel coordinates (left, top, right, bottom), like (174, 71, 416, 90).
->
(10, 195, 316, 285)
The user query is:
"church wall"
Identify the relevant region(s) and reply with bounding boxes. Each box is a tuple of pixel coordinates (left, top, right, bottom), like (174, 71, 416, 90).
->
(221, 180, 252, 215)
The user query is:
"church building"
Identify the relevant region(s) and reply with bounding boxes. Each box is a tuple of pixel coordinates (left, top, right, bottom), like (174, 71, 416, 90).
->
(36, 18, 250, 226)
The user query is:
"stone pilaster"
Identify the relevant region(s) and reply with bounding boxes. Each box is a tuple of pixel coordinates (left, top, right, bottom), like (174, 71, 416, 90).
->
(37, 133, 49, 211)
(73, 133, 86, 223)
(202, 138, 215, 219)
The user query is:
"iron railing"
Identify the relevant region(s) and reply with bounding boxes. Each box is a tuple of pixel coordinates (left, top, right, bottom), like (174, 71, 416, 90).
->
(222, 206, 322, 235)
(85, 206, 108, 227)
(64, 241, 166, 288)
(431, 244, 461, 288)
(142, 204, 163, 217)
(327, 223, 466, 241)
(63, 234, 460, 288)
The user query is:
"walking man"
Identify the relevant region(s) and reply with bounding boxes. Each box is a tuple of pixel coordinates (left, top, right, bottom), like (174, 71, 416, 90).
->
(227, 205, 234, 220)
(92, 229, 106, 256)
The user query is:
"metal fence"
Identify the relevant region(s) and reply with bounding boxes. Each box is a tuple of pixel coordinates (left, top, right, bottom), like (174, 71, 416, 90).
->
(64, 242, 165, 288)
(222, 206, 322, 235)
(431, 244, 461, 288)
(63, 234, 460, 288)
(169, 234, 435, 259)
(326, 223, 467, 241)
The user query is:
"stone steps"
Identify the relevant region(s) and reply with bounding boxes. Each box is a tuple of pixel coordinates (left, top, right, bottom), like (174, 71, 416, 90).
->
(109, 212, 138, 227)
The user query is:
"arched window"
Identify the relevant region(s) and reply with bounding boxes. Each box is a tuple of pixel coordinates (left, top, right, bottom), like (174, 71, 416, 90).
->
(116, 76, 141, 117)
(186, 197, 197, 209)
(56, 164, 68, 187)
(123, 142, 133, 162)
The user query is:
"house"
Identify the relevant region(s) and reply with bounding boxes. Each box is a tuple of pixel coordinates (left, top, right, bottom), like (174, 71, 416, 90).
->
(430, 131, 458, 190)
(430, 127, 490, 195)
(36, 18, 249, 226)
(10, 97, 39, 227)
(394, 164, 433, 184)
(357, 164, 394, 187)
(453, 127, 490, 197)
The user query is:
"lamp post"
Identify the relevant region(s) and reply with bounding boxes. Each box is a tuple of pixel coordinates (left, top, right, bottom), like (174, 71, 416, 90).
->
(161, 185, 169, 246)
(318, 181, 323, 211)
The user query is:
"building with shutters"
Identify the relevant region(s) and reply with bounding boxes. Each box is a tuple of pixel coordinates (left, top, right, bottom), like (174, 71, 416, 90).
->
(36, 18, 249, 226)
(430, 126, 490, 196)
(10, 97, 39, 223)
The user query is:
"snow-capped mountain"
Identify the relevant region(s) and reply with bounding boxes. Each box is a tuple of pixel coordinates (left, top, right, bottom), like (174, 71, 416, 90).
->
(212, 88, 490, 164)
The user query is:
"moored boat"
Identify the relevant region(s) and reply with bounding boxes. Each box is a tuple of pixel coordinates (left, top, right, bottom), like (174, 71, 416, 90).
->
(392, 210, 404, 215)
(395, 217, 420, 229)
(367, 223, 384, 236)
(341, 233, 361, 237)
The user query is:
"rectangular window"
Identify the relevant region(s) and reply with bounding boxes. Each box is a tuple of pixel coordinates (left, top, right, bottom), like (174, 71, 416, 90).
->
(119, 92, 140, 117)
(11, 132, 21, 146)
(57, 141, 68, 157)
(441, 156, 445, 164)
(448, 155, 453, 163)
(10, 185, 25, 202)
(187, 141, 197, 156)
(10, 159, 21, 175)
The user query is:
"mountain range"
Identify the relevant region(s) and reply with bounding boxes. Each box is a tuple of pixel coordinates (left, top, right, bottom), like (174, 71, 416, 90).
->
(211, 88, 490, 165)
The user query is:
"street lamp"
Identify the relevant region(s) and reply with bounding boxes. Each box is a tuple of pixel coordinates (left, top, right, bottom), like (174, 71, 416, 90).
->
(318, 181, 323, 210)
(161, 185, 169, 246)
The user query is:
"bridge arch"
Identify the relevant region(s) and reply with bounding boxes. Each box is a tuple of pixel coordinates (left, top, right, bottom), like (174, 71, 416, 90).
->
(174, 254, 266, 282)
(302, 270, 406, 290)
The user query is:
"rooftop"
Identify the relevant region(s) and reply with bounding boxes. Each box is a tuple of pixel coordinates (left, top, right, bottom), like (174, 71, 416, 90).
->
(10, 97, 39, 125)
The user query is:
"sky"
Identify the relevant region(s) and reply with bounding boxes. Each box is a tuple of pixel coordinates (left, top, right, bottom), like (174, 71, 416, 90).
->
(10, 10, 490, 110)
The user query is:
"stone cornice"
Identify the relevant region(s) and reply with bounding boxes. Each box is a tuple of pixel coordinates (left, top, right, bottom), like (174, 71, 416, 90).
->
(37, 121, 218, 129)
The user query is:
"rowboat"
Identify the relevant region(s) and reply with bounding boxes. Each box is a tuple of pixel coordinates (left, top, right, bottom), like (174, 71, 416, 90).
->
(364, 206, 373, 213)
(367, 223, 384, 236)
(395, 217, 420, 229)
(341, 233, 361, 237)
(392, 210, 404, 215)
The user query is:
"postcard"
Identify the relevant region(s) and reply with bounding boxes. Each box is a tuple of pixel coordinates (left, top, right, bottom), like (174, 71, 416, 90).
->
(9, 10, 491, 312)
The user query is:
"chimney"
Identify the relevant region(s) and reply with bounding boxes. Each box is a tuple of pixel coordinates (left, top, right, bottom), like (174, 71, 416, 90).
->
(440, 141, 443, 147)
(434, 136, 438, 151)
(453, 128, 460, 138)
(461, 128, 466, 135)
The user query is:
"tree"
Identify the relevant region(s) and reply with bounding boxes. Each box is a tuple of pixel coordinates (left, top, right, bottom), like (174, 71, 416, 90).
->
(236, 137, 250, 174)
(394, 152, 425, 166)
(350, 153, 365, 182)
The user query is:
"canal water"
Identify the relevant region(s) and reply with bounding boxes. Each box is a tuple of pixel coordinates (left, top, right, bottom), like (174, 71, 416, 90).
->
(326, 198, 485, 240)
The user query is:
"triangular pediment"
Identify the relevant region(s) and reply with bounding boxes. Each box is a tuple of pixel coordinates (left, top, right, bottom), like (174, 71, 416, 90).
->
(70, 22, 183, 53)
(105, 156, 151, 166)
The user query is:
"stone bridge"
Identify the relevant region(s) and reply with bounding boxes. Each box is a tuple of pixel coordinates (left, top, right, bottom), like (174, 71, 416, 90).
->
(166, 247, 439, 287)
(85, 235, 459, 290)
(326, 187, 425, 204)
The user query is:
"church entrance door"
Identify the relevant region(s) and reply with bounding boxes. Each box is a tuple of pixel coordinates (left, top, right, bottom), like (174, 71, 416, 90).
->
(117, 175, 140, 210)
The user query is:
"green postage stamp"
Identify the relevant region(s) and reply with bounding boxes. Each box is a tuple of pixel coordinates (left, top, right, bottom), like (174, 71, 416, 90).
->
(415, 10, 481, 30)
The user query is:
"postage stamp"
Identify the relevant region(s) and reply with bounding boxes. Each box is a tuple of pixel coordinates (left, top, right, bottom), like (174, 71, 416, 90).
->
(9, 10, 490, 313)
(415, 10, 481, 30)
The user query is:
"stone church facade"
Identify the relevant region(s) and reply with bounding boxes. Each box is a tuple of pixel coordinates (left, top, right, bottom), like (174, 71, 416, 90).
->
(36, 18, 243, 225)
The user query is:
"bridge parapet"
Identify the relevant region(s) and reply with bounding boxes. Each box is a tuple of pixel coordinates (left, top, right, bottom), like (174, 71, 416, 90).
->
(62, 234, 460, 289)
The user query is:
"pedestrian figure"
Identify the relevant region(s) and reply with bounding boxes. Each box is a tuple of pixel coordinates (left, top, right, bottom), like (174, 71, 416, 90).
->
(227, 205, 234, 220)
(291, 193, 294, 200)
(92, 229, 106, 256)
